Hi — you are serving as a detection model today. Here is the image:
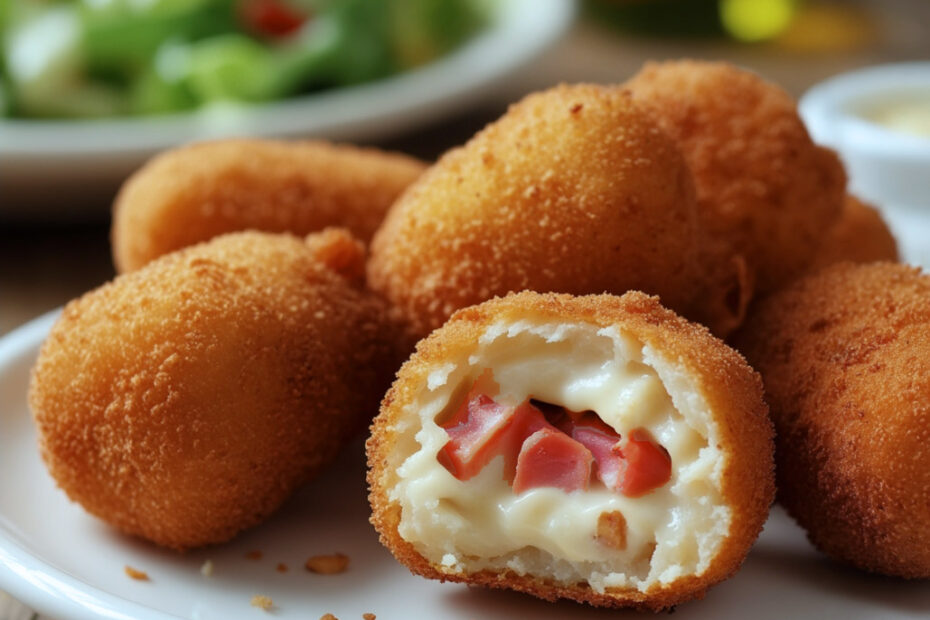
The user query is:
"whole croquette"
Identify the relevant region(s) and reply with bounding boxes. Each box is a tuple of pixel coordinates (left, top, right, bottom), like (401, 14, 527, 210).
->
(368, 291, 774, 610)
(735, 262, 930, 578)
(368, 83, 713, 340)
(806, 194, 898, 273)
(111, 139, 427, 273)
(29, 229, 402, 550)
(625, 60, 847, 295)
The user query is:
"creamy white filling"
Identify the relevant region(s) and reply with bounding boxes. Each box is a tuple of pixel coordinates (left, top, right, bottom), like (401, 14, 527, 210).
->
(390, 321, 729, 593)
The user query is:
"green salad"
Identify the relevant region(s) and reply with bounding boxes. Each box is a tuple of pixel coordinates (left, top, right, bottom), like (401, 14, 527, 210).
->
(0, 0, 488, 118)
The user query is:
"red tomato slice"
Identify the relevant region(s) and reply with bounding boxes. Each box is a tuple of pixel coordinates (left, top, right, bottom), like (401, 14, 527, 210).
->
(239, 0, 306, 38)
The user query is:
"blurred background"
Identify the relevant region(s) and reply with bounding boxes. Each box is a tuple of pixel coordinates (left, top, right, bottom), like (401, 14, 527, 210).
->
(1, 0, 929, 336)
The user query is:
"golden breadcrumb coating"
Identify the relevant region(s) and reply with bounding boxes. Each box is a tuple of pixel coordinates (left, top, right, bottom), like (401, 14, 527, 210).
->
(626, 60, 847, 295)
(112, 139, 426, 273)
(29, 229, 402, 550)
(735, 262, 930, 578)
(368, 291, 774, 610)
(367, 84, 709, 340)
(806, 194, 898, 273)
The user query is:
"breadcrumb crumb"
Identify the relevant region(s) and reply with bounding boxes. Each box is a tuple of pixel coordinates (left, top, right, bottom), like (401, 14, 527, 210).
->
(320, 614, 338, 620)
(276, 563, 288, 573)
(245, 550, 263, 561)
(363, 614, 376, 620)
(124, 565, 149, 581)
(250, 594, 273, 611)
(305, 553, 349, 574)
(200, 560, 214, 577)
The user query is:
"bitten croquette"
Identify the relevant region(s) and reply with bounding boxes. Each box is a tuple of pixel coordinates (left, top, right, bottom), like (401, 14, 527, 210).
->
(368, 291, 774, 610)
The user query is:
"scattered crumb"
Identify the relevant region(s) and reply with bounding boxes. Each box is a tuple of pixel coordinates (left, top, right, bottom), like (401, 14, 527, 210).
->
(276, 563, 288, 573)
(305, 553, 349, 574)
(124, 565, 149, 581)
(200, 559, 214, 577)
(245, 550, 263, 561)
(250, 594, 273, 611)
(320, 614, 338, 620)
(363, 614, 376, 620)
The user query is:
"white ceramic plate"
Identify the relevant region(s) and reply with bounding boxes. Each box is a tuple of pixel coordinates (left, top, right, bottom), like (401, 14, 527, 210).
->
(1, 313, 928, 619)
(0, 0, 574, 215)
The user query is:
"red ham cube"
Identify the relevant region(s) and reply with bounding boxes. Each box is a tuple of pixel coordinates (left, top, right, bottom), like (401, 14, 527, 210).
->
(572, 423, 623, 489)
(617, 428, 673, 497)
(512, 427, 594, 494)
(500, 400, 559, 482)
(437, 393, 515, 481)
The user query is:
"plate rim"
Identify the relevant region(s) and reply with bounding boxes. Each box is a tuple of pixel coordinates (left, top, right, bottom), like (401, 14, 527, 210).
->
(0, 0, 576, 159)
(0, 309, 184, 620)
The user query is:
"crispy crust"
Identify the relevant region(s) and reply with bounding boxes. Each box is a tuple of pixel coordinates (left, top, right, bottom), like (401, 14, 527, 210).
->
(626, 60, 847, 295)
(367, 291, 774, 609)
(111, 139, 426, 273)
(30, 230, 403, 550)
(367, 84, 706, 341)
(805, 194, 898, 274)
(735, 262, 930, 578)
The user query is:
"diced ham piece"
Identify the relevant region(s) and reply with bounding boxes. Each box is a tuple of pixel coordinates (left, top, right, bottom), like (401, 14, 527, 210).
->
(437, 393, 514, 481)
(436, 374, 671, 497)
(512, 427, 594, 494)
(571, 418, 623, 489)
(617, 428, 673, 497)
(500, 400, 559, 482)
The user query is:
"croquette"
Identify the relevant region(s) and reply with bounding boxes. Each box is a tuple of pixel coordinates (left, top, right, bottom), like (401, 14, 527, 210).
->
(368, 291, 774, 610)
(626, 60, 847, 295)
(806, 194, 898, 273)
(29, 229, 402, 550)
(111, 139, 427, 273)
(368, 84, 712, 340)
(735, 262, 930, 578)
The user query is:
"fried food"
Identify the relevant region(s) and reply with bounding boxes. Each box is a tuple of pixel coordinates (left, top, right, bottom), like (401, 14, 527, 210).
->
(29, 229, 401, 550)
(111, 139, 427, 273)
(625, 60, 847, 295)
(735, 262, 930, 578)
(806, 194, 898, 273)
(368, 291, 775, 609)
(367, 84, 713, 340)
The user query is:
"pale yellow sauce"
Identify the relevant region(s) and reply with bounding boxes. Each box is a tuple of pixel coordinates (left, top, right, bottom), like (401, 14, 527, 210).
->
(862, 99, 930, 138)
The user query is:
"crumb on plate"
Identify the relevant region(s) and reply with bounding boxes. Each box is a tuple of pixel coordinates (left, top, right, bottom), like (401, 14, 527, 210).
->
(200, 559, 214, 577)
(305, 553, 349, 574)
(276, 562, 288, 573)
(124, 565, 149, 581)
(250, 594, 273, 611)
(245, 550, 263, 561)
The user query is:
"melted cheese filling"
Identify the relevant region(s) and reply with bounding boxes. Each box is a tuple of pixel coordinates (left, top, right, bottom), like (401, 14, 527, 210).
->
(390, 320, 729, 592)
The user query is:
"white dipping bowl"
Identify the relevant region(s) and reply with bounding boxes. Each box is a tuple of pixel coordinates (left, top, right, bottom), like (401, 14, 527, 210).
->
(800, 62, 930, 268)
